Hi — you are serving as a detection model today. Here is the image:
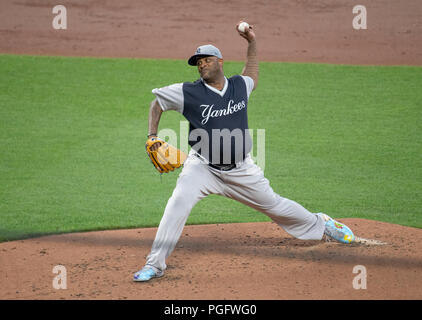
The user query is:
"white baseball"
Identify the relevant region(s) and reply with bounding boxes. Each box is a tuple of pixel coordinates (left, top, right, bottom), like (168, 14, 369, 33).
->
(238, 22, 249, 33)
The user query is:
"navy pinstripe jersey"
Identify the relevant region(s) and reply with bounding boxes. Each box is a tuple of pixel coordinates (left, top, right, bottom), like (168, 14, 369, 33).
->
(152, 75, 254, 165)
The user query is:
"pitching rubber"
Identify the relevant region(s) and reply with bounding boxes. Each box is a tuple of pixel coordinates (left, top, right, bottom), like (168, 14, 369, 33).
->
(353, 236, 387, 246)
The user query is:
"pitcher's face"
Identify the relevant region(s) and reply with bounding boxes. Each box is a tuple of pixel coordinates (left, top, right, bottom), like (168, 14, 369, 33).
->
(196, 56, 223, 81)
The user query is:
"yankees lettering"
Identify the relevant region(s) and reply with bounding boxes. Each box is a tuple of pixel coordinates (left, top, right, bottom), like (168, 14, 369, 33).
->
(200, 99, 246, 125)
(133, 22, 356, 282)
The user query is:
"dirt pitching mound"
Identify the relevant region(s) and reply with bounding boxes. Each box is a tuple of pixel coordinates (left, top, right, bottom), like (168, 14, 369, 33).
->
(1, 219, 421, 300)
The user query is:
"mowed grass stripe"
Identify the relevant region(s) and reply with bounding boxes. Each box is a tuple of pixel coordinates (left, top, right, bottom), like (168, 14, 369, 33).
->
(0, 55, 420, 241)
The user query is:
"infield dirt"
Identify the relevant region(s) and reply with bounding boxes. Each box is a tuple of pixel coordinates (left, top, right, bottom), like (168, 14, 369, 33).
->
(0, 0, 421, 65)
(1, 220, 421, 299)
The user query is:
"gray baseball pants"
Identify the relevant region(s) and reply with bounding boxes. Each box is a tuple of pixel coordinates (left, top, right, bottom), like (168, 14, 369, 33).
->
(145, 151, 326, 274)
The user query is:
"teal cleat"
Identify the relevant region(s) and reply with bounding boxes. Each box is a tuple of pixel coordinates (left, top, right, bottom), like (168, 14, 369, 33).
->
(133, 266, 164, 282)
(318, 213, 355, 244)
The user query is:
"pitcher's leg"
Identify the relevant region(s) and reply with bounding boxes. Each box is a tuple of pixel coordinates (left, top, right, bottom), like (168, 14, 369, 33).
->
(266, 196, 325, 240)
(144, 156, 223, 274)
(145, 183, 197, 273)
(223, 160, 325, 240)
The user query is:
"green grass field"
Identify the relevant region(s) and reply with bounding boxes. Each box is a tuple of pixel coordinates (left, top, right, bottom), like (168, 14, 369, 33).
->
(0, 54, 421, 242)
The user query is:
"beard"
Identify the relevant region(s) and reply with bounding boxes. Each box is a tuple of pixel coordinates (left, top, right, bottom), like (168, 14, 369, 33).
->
(201, 67, 219, 82)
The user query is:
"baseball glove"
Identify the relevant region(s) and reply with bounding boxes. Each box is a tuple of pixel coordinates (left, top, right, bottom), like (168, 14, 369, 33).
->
(145, 136, 187, 173)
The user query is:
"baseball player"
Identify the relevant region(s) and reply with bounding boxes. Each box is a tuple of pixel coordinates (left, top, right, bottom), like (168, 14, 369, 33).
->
(134, 22, 355, 282)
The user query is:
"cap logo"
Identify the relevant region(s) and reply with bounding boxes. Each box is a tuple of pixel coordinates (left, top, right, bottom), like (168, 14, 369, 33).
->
(196, 48, 201, 53)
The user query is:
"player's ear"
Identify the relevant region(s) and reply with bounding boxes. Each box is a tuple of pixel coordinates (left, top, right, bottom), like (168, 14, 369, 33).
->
(218, 58, 224, 68)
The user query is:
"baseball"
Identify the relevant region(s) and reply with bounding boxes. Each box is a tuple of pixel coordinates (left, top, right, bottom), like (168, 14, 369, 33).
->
(238, 22, 249, 33)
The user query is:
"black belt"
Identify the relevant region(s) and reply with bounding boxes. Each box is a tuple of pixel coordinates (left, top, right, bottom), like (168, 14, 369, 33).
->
(208, 163, 237, 171)
(193, 153, 237, 171)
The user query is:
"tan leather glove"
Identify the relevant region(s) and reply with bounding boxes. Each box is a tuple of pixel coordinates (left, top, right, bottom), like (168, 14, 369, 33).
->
(145, 136, 187, 173)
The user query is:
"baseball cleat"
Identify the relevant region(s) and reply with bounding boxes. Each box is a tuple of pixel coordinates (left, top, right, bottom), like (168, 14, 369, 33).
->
(133, 266, 163, 282)
(318, 213, 355, 244)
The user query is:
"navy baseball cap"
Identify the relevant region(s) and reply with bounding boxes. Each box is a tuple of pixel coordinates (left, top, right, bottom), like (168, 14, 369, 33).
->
(188, 44, 223, 66)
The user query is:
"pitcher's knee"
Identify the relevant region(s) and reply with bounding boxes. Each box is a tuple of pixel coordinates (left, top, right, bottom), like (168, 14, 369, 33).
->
(254, 194, 286, 216)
